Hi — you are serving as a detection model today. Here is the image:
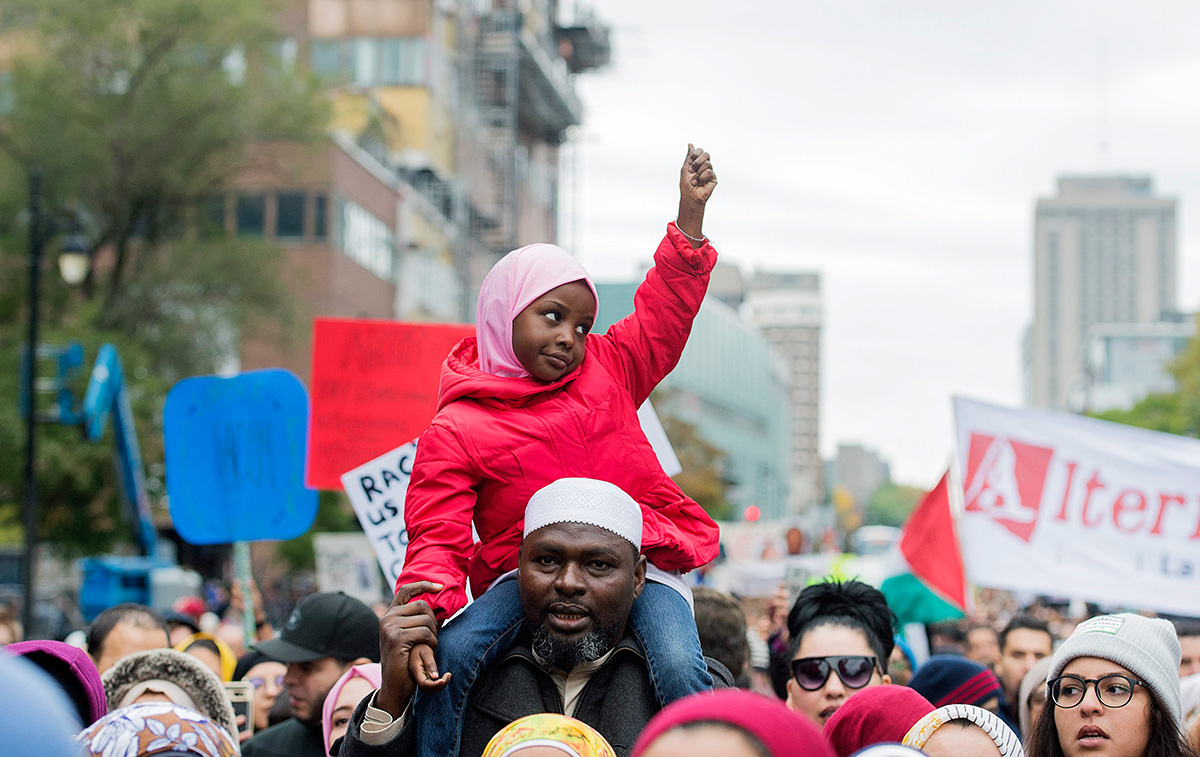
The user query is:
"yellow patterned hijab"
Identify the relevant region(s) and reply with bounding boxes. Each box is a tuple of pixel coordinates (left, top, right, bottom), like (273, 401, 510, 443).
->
(482, 714, 617, 757)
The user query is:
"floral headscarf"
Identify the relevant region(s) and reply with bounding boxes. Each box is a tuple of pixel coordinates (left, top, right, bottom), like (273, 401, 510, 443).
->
(78, 702, 238, 757)
(481, 713, 616, 757)
(903, 703, 1024, 757)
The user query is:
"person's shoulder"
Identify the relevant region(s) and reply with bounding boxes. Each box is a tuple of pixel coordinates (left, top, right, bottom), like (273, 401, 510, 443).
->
(243, 717, 322, 757)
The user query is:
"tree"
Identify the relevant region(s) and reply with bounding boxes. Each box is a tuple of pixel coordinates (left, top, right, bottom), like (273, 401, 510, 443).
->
(864, 481, 925, 528)
(0, 0, 326, 555)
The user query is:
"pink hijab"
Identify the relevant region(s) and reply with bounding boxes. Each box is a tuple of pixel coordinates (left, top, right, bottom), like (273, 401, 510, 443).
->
(476, 243, 598, 377)
(322, 663, 382, 753)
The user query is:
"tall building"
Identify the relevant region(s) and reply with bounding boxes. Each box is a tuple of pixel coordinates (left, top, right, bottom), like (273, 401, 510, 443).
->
(243, 0, 610, 376)
(593, 283, 792, 521)
(1027, 176, 1177, 410)
(830, 443, 890, 514)
(745, 272, 822, 512)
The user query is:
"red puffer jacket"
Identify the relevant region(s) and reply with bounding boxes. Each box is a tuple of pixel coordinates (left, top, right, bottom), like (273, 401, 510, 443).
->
(397, 223, 721, 618)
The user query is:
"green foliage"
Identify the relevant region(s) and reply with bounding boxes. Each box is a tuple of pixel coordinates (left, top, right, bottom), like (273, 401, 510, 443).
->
(1091, 314, 1200, 438)
(864, 481, 925, 528)
(0, 0, 325, 556)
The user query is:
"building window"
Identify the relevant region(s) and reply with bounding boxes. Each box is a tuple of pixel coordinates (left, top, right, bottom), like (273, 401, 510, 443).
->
(336, 197, 395, 280)
(199, 195, 226, 238)
(236, 194, 265, 237)
(276, 192, 306, 239)
(310, 39, 343, 79)
(314, 194, 328, 239)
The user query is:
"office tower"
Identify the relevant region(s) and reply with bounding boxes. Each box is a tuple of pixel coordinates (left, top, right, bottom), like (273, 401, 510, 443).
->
(1027, 176, 1176, 410)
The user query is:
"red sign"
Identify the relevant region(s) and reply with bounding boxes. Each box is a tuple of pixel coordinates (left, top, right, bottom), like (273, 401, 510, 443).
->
(306, 318, 473, 490)
(963, 432, 1054, 543)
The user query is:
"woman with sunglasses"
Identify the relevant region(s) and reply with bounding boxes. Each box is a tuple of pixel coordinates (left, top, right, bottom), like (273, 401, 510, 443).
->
(1026, 613, 1199, 757)
(784, 580, 896, 726)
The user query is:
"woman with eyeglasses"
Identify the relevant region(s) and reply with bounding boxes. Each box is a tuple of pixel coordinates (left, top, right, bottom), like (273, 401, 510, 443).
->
(234, 650, 288, 734)
(783, 580, 896, 726)
(1026, 613, 1199, 757)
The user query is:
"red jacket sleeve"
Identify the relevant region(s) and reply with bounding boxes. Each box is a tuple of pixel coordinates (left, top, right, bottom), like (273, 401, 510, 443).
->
(394, 420, 477, 619)
(594, 222, 717, 407)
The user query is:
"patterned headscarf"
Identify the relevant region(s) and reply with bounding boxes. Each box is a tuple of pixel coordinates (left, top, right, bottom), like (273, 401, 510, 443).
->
(481, 713, 616, 757)
(475, 243, 597, 378)
(78, 702, 238, 757)
(903, 703, 1024, 757)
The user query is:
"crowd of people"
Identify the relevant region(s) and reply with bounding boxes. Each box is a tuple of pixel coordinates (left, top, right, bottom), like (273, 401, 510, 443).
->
(4, 145, 1200, 757)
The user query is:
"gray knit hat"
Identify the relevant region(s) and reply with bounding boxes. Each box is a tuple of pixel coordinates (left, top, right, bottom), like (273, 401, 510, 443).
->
(1048, 613, 1182, 729)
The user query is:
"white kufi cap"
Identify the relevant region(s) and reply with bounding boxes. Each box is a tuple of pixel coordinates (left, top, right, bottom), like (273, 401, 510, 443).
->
(522, 478, 643, 550)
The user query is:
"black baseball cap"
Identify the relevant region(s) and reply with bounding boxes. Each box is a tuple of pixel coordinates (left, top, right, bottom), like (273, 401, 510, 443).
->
(255, 592, 380, 664)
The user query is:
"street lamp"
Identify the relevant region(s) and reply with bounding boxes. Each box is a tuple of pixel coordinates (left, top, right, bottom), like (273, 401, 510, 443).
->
(21, 169, 93, 639)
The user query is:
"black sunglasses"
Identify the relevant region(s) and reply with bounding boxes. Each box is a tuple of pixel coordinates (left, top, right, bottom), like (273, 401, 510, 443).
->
(791, 655, 880, 691)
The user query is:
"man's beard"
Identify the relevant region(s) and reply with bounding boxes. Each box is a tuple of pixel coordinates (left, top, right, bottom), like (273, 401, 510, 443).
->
(531, 620, 622, 671)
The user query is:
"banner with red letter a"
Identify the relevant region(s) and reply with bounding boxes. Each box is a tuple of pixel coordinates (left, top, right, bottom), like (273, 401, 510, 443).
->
(955, 396, 1200, 615)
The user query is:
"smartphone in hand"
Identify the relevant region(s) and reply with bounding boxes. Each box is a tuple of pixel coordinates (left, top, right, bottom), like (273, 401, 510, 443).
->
(224, 680, 254, 739)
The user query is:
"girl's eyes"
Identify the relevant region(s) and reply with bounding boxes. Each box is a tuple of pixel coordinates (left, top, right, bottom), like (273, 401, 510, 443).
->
(575, 324, 589, 335)
(545, 311, 560, 322)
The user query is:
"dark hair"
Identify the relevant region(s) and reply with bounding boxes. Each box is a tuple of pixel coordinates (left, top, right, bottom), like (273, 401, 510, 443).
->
(929, 621, 967, 646)
(678, 720, 771, 757)
(182, 638, 221, 657)
(999, 615, 1052, 652)
(787, 579, 896, 664)
(1026, 688, 1200, 757)
(86, 603, 169, 661)
(1172, 618, 1200, 639)
(692, 587, 750, 680)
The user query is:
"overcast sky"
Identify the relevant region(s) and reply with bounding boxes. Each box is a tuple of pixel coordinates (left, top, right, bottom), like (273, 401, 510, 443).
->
(566, 1, 1200, 488)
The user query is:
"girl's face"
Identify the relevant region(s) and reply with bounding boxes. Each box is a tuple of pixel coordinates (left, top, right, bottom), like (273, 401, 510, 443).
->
(511, 280, 595, 381)
(1053, 657, 1151, 757)
(328, 676, 375, 746)
(785, 624, 890, 726)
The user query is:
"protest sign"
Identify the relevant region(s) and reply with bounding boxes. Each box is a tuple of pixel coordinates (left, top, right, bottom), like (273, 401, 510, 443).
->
(340, 440, 419, 588)
(955, 396, 1200, 615)
(307, 319, 473, 490)
(314, 533, 383, 605)
(164, 370, 316, 544)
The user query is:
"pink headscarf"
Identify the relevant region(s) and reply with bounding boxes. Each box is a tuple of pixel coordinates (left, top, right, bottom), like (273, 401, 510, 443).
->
(633, 689, 836, 757)
(476, 243, 598, 378)
(322, 663, 382, 754)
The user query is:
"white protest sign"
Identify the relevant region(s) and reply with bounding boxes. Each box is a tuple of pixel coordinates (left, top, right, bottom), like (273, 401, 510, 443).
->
(955, 396, 1200, 615)
(313, 532, 383, 605)
(638, 401, 682, 477)
(340, 440, 418, 589)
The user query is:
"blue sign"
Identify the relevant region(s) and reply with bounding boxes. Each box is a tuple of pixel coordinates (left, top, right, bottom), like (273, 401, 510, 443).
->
(164, 370, 317, 544)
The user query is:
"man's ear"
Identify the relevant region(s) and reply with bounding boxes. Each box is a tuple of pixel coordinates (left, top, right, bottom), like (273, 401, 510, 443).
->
(631, 554, 647, 601)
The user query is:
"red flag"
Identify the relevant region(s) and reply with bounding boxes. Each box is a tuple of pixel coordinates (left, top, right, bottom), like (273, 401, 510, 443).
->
(899, 472, 967, 610)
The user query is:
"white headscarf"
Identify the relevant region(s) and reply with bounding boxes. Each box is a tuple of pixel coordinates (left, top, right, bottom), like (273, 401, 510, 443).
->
(903, 703, 1024, 757)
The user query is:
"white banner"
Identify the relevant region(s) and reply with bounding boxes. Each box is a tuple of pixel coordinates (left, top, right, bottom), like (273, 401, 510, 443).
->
(955, 396, 1200, 615)
(313, 533, 383, 605)
(340, 440, 419, 590)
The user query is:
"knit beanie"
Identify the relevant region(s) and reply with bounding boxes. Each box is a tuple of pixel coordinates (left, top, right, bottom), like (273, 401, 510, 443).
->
(908, 655, 1003, 708)
(824, 685, 934, 757)
(1048, 613, 1182, 730)
(523, 478, 642, 550)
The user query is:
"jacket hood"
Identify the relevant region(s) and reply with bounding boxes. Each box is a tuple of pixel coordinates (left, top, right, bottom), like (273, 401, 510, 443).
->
(437, 337, 579, 409)
(101, 648, 237, 740)
(7, 639, 107, 725)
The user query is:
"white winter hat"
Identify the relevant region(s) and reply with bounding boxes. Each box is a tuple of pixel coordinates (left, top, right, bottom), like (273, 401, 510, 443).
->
(1049, 613, 1182, 730)
(522, 478, 642, 550)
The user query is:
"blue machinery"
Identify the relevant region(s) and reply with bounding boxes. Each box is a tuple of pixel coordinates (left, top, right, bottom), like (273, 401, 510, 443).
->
(30, 342, 182, 618)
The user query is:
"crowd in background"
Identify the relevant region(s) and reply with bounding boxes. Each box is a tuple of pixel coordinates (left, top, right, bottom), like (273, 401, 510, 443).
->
(3, 569, 1200, 756)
